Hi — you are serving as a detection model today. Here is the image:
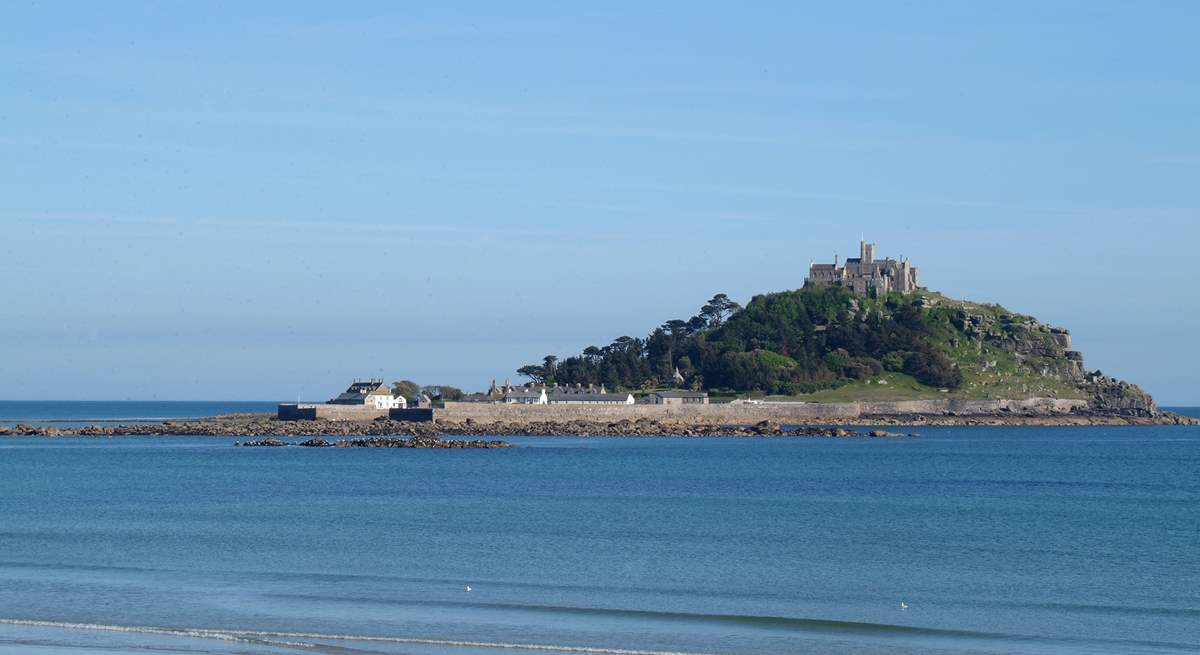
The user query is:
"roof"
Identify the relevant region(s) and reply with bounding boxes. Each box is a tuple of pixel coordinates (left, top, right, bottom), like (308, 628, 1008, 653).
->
(343, 380, 390, 395)
(328, 380, 393, 404)
(649, 391, 708, 398)
(547, 392, 630, 402)
(504, 391, 544, 399)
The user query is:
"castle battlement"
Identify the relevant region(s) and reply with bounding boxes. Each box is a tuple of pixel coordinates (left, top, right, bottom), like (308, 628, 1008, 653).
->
(806, 240, 918, 295)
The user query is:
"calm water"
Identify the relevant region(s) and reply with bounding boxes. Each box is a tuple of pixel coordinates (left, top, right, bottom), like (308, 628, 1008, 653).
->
(0, 410, 1197, 654)
(0, 401, 279, 426)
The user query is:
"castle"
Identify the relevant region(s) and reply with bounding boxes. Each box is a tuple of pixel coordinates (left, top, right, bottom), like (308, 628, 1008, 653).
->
(806, 240, 919, 295)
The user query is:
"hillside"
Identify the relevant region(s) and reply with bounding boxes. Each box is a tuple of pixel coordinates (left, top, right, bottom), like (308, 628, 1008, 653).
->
(519, 286, 1158, 417)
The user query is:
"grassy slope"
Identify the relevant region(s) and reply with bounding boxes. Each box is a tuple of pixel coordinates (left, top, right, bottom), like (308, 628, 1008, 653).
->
(769, 290, 1087, 402)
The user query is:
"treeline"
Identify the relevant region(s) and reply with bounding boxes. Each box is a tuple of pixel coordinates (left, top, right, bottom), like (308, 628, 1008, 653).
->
(518, 287, 963, 395)
(390, 381, 465, 402)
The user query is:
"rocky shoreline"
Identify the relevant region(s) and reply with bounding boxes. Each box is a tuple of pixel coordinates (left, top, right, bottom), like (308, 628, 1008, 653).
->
(0, 415, 917, 438)
(236, 435, 511, 448)
(1, 408, 1195, 440)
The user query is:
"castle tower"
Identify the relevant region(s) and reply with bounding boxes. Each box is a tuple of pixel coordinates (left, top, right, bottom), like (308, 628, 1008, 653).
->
(860, 240, 876, 265)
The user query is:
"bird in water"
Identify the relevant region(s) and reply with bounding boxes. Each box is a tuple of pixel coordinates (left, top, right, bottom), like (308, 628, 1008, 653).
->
(900, 601, 908, 610)
(465, 585, 472, 592)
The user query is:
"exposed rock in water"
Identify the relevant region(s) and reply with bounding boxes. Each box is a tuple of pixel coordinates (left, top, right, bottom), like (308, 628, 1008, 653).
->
(297, 438, 332, 447)
(334, 436, 511, 448)
(236, 438, 287, 447)
(868, 430, 903, 437)
(752, 419, 782, 435)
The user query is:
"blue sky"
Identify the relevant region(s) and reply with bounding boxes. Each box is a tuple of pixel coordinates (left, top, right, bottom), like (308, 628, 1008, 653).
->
(1, 2, 1197, 403)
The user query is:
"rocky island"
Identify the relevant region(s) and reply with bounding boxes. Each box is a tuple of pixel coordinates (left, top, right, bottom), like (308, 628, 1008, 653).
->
(3, 241, 1195, 438)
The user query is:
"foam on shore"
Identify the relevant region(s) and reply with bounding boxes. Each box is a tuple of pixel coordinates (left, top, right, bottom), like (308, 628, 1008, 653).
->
(0, 618, 711, 655)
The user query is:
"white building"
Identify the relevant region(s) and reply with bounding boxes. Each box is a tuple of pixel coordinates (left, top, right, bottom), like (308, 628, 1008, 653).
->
(497, 382, 635, 405)
(328, 379, 407, 409)
(503, 387, 548, 404)
(546, 384, 635, 405)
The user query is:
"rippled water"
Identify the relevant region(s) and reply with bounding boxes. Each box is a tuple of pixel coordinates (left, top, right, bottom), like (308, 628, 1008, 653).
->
(0, 401, 279, 426)
(0, 419, 1197, 654)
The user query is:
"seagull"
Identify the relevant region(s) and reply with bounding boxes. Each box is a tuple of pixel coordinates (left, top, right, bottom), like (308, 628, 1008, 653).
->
(899, 602, 908, 610)
(465, 585, 472, 592)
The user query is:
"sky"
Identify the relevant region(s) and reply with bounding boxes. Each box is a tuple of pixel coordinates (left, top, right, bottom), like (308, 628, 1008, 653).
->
(1, 2, 1197, 403)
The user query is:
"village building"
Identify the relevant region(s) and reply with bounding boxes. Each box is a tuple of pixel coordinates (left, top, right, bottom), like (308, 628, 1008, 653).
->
(806, 240, 919, 295)
(328, 379, 407, 409)
(643, 390, 709, 405)
(546, 383, 635, 405)
(503, 387, 548, 404)
(492, 380, 635, 405)
(278, 378, 408, 420)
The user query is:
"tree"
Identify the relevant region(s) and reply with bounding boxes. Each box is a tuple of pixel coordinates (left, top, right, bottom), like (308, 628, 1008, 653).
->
(422, 385, 464, 401)
(700, 293, 741, 327)
(517, 364, 546, 383)
(539, 355, 559, 384)
(391, 380, 421, 402)
(663, 319, 689, 336)
(541, 286, 973, 395)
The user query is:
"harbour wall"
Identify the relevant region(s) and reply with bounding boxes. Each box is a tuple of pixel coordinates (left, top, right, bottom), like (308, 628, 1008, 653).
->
(277, 403, 389, 421)
(438, 398, 1088, 422)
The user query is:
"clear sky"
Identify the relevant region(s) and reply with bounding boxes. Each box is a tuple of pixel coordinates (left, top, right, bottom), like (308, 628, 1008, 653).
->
(2, 2, 1197, 403)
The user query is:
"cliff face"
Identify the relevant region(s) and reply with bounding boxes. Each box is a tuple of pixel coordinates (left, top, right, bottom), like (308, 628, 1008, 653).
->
(919, 295, 1157, 416)
(953, 307, 1085, 383)
(1081, 373, 1158, 417)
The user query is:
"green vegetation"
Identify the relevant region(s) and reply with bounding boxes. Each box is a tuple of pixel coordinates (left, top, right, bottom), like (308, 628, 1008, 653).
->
(518, 286, 1091, 401)
(391, 380, 465, 402)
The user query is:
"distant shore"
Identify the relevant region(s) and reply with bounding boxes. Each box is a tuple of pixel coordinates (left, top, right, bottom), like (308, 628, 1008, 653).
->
(0, 407, 1196, 439)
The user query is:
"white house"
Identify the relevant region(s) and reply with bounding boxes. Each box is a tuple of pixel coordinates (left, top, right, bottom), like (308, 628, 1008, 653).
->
(503, 387, 548, 404)
(328, 379, 407, 409)
(546, 384, 635, 405)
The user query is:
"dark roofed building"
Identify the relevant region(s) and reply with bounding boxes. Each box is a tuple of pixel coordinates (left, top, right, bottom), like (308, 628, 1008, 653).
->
(644, 391, 709, 405)
(545, 383, 634, 405)
(546, 390, 634, 405)
(328, 379, 406, 409)
(503, 387, 548, 404)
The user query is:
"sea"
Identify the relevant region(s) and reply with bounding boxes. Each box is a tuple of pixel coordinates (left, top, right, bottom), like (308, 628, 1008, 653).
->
(0, 402, 1197, 655)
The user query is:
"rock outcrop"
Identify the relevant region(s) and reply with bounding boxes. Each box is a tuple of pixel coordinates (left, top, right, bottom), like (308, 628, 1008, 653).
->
(334, 436, 510, 448)
(1081, 372, 1158, 417)
(236, 438, 287, 447)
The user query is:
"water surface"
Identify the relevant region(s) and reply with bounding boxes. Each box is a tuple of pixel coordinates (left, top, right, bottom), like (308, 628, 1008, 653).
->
(0, 422, 1197, 654)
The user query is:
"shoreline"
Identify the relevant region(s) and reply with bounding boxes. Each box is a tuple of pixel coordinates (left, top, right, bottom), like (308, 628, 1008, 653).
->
(0, 409, 1196, 439)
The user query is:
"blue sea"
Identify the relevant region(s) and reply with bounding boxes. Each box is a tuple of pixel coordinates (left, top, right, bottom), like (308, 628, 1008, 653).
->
(0, 401, 280, 427)
(0, 404, 1197, 655)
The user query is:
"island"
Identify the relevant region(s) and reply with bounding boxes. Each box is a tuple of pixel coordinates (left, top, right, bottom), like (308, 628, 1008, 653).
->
(3, 240, 1194, 439)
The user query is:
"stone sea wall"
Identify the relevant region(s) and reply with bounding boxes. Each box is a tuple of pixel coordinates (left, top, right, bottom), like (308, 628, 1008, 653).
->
(439, 397, 1089, 422)
(278, 403, 388, 421)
